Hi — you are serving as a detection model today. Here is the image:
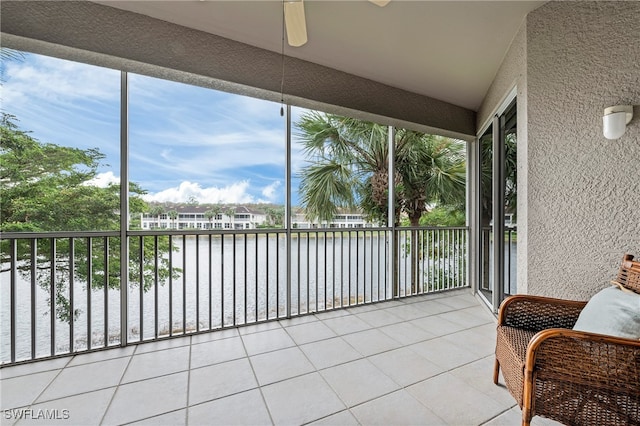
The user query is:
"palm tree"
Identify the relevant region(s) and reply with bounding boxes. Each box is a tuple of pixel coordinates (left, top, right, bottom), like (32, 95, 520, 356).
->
(224, 207, 235, 228)
(296, 112, 466, 294)
(204, 209, 216, 230)
(167, 210, 178, 229)
(296, 111, 466, 227)
(149, 205, 164, 229)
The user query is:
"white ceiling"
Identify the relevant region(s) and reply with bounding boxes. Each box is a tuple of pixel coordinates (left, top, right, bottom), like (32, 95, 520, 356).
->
(95, 0, 545, 111)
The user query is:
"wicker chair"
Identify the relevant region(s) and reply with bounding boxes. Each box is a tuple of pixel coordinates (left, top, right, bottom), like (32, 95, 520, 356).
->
(494, 254, 640, 426)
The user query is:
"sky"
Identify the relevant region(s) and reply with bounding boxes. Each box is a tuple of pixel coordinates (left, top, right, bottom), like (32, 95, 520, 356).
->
(2, 50, 308, 205)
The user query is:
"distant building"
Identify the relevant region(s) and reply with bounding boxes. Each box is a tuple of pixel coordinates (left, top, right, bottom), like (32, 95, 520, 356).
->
(140, 205, 376, 230)
(291, 208, 377, 229)
(140, 205, 267, 230)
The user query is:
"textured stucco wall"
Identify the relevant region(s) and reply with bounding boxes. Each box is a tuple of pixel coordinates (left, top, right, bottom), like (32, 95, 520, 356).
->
(478, 1, 640, 300)
(526, 1, 640, 300)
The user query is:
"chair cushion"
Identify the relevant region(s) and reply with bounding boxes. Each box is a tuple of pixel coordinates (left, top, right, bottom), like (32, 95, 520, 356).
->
(573, 286, 640, 339)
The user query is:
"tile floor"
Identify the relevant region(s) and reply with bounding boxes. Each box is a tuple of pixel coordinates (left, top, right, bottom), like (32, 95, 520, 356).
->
(0, 289, 560, 425)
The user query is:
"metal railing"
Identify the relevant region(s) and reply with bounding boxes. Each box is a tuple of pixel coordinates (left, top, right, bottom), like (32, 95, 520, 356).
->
(0, 226, 468, 365)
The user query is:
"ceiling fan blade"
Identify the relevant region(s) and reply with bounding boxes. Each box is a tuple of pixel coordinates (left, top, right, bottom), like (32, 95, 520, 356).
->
(284, 0, 307, 47)
(369, 0, 390, 6)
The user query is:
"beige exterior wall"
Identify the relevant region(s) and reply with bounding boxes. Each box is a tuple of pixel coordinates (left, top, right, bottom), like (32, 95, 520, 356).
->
(479, 1, 640, 300)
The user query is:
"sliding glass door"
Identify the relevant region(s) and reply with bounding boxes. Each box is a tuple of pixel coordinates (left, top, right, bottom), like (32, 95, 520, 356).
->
(477, 98, 517, 312)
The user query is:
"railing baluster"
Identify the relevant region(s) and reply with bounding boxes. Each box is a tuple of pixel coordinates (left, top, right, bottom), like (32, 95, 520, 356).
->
(232, 234, 236, 326)
(384, 231, 388, 300)
(221, 234, 225, 328)
(10, 239, 17, 364)
(69, 238, 75, 353)
(104, 237, 109, 347)
(276, 234, 279, 318)
(332, 231, 336, 309)
(139, 236, 144, 341)
(154, 236, 159, 339)
(370, 231, 373, 301)
(363, 231, 367, 303)
(50, 238, 56, 356)
(196, 234, 200, 332)
(31, 239, 38, 358)
(168, 235, 173, 337)
(86, 238, 92, 350)
(182, 235, 186, 333)
(266, 234, 270, 320)
(317, 232, 321, 311)
(348, 231, 352, 306)
(306, 232, 311, 313)
(356, 232, 361, 304)
(255, 233, 258, 322)
(244, 233, 247, 324)
(208, 234, 212, 330)
(298, 232, 301, 315)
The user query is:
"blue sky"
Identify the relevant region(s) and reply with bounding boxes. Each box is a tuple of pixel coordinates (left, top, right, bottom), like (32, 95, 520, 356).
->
(2, 51, 307, 205)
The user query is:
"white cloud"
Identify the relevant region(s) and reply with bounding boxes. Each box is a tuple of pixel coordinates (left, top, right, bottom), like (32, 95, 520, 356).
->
(84, 171, 120, 188)
(261, 181, 282, 201)
(142, 180, 256, 204)
(3, 54, 119, 107)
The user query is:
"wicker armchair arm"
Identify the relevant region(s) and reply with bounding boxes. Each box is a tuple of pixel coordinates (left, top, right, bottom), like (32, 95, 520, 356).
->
(525, 329, 640, 398)
(497, 295, 587, 331)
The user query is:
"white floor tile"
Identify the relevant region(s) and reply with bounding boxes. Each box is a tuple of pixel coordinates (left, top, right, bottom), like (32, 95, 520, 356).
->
(261, 373, 345, 425)
(407, 372, 506, 425)
(321, 315, 371, 336)
(190, 336, 246, 369)
(241, 328, 295, 356)
(299, 337, 362, 370)
(378, 321, 436, 345)
(308, 409, 359, 426)
(350, 389, 445, 425)
(343, 328, 402, 356)
(0, 358, 69, 380)
(284, 320, 336, 345)
(368, 347, 443, 387)
(122, 346, 190, 383)
(0, 370, 60, 409)
(37, 357, 129, 402)
(188, 389, 272, 425)
(409, 337, 479, 371)
(188, 358, 257, 405)
(133, 336, 191, 354)
(102, 372, 188, 425)
(250, 347, 315, 386)
(355, 309, 403, 328)
(320, 359, 399, 407)
(20, 388, 115, 426)
(127, 409, 187, 425)
(67, 346, 134, 367)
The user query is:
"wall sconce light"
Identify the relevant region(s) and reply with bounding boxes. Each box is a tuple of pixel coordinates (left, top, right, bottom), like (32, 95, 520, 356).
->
(603, 105, 633, 140)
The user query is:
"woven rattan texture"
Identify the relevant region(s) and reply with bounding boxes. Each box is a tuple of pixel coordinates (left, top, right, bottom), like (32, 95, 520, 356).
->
(495, 327, 537, 406)
(616, 255, 640, 295)
(534, 336, 640, 425)
(502, 298, 585, 331)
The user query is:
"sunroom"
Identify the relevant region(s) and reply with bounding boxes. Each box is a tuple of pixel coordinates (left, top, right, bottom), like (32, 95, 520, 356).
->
(1, 1, 638, 425)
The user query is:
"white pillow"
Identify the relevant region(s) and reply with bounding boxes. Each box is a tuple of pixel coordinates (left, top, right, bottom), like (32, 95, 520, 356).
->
(573, 286, 640, 340)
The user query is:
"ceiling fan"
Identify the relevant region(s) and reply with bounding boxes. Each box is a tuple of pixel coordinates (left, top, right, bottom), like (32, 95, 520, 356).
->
(283, 0, 390, 47)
